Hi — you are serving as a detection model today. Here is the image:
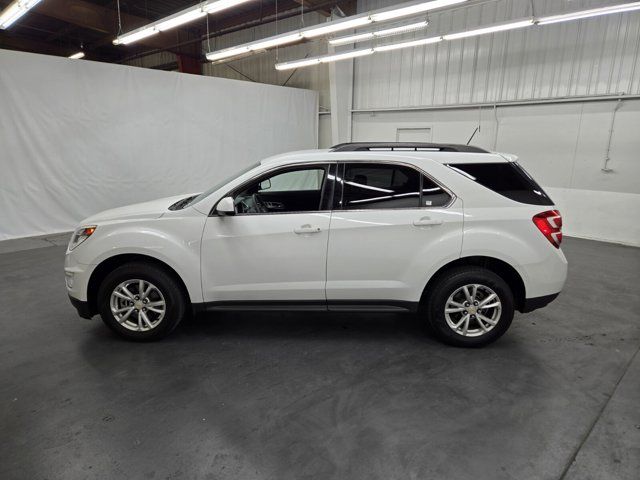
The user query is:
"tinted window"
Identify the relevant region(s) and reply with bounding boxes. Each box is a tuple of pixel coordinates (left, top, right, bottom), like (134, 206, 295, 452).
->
(260, 169, 325, 192)
(448, 162, 553, 206)
(342, 164, 421, 209)
(234, 167, 327, 214)
(421, 175, 452, 207)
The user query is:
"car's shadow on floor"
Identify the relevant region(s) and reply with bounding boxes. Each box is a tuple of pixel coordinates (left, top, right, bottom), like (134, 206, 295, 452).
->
(178, 311, 432, 342)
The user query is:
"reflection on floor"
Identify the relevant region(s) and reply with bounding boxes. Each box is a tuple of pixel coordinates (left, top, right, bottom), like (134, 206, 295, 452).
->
(0, 237, 638, 480)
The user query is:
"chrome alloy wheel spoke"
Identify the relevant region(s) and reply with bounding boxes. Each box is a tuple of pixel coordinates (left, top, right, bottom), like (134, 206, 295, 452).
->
(109, 279, 166, 332)
(444, 284, 502, 337)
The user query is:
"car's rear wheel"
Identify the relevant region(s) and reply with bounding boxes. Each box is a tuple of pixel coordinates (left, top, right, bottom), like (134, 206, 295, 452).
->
(98, 262, 186, 341)
(424, 267, 514, 347)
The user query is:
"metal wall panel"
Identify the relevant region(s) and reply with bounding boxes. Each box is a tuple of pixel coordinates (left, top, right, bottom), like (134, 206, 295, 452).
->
(354, 0, 640, 109)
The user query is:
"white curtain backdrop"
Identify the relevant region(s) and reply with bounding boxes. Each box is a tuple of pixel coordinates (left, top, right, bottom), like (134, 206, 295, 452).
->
(0, 49, 318, 240)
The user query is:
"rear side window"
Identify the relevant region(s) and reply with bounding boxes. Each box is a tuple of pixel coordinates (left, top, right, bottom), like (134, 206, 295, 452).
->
(448, 162, 553, 206)
(340, 163, 451, 209)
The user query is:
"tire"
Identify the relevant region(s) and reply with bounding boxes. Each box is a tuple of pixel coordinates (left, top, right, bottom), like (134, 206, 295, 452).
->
(423, 266, 514, 347)
(97, 262, 187, 341)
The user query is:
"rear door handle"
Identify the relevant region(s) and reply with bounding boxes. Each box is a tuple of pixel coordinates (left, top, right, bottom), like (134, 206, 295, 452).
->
(294, 224, 322, 234)
(413, 217, 443, 227)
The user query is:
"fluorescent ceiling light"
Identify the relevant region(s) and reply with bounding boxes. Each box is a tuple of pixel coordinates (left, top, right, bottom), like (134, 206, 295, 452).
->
(156, 8, 206, 31)
(443, 19, 533, 40)
(371, 0, 466, 22)
(275, 18, 532, 70)
(113, 0, 253, 46)
(68, 52, 85, 59)
(537, 1, 640, 25)
(275, 58, 322, 71)
(250, 33, 303, 51)
(330, 20, 429, 46)
(276, 48, 374, 70)
(374, 35, 442, 52)
(204, 0, 252, 14)
(0, 0, 42, 29)
(207, 0, 469, 62)
(302, 17, 373, 38)
(206, 45, 251, 62)
(113, 27, 158, 45)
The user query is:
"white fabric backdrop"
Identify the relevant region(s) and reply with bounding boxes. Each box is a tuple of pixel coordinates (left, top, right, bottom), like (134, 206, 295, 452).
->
(0, 49, 318, 240)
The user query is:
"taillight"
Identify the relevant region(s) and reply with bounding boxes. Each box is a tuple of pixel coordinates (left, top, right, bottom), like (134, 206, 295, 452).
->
(533, 210, 562, 248)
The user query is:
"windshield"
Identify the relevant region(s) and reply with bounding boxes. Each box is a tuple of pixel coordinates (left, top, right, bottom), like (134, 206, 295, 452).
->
(184, 162, 260, 208)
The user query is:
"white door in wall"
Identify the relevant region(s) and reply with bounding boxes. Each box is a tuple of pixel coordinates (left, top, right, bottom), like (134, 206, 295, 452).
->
(396, 127, 432, 142)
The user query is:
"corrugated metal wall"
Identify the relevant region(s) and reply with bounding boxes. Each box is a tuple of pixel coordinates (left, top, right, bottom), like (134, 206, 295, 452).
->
(354, 0, 640, 110)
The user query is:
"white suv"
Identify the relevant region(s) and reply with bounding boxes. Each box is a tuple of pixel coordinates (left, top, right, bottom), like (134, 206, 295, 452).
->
(65, 143, 567, 347)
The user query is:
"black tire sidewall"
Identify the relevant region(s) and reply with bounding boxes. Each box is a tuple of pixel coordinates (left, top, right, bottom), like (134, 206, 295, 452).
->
(98, 263, 186, 341)
(426, 267, 514, 347)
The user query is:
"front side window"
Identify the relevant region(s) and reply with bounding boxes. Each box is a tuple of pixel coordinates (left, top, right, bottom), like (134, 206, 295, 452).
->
(233, 166, 328, 214)
(340, 163, 451, 209)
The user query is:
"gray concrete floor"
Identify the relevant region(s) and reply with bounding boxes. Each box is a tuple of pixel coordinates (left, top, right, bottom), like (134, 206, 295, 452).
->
(0, 237, 638, 480)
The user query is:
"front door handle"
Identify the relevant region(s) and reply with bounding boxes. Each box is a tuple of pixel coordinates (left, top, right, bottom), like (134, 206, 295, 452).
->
(413, 217, 443, 227)
(294, 224, 322, 234)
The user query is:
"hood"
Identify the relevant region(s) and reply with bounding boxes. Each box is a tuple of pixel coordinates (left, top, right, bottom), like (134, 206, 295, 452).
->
(81, 193, 198, 224)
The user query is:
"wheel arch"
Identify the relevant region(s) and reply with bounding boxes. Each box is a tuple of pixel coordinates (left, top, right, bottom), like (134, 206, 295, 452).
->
(420, 256, 526, 312)
(86, 253, 190, 317)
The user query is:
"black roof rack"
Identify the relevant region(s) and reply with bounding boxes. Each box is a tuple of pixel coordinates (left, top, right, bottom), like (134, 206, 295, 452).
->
(330, 142, 489, 153)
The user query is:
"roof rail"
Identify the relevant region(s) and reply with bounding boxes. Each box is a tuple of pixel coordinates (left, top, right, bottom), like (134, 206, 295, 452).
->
(330, 142, 489, 153)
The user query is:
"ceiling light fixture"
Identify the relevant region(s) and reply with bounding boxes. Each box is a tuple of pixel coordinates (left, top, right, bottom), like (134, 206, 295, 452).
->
(113, 0, 253, 46)
(301, 17, 373, 38)
(369, 0, 465, 22)
(206, 0, 469, 63)
(68, 52, 85, 59)
(442, 19, 533, 40)
(0, 0, 42, 29)
(276, 1, 640, 71)
(329, 20, 429, 46)
(373, 35, 442, 52)
(156, 8, 207, 32)
(275, 18, 535, 71)
(275, 48, 374, 70)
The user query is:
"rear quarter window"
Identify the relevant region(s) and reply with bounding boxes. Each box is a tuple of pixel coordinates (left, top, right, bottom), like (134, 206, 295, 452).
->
(447, 162, 553, 206)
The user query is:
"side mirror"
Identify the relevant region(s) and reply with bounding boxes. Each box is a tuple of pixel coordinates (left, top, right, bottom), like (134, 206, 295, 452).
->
(216, 196, 235, 216)
(259, 179, 271, 191)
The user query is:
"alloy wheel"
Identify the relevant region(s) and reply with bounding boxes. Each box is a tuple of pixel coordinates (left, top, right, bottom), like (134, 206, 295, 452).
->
(109, 279, 166, 332)
(444, 284, 502, 337)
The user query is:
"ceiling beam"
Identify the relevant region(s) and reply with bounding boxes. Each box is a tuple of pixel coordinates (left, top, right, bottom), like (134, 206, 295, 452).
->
(291, 0, 333, 17)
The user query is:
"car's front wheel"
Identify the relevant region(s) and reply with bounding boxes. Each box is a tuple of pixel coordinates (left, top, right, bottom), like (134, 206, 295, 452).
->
(97, 262, 186, 341)
(424, 267, 514, 347)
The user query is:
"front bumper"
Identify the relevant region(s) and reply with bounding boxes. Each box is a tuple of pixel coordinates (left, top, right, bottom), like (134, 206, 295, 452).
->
(68, 295, 93, 319)
(64, 250, 95, 302)
(65, 249, 96, 319)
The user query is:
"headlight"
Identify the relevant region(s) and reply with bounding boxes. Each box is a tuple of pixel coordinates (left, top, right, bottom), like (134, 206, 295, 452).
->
(68, 226, 97, 251)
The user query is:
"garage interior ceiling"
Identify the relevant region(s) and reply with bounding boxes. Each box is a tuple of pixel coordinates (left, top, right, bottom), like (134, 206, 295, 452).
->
(0, 0, 345, 67)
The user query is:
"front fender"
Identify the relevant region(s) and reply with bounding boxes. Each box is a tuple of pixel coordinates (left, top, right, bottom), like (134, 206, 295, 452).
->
(72, 216, 206, 303)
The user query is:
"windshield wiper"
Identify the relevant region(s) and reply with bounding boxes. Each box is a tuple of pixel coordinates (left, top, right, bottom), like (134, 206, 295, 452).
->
(168, 195, 199, 211)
